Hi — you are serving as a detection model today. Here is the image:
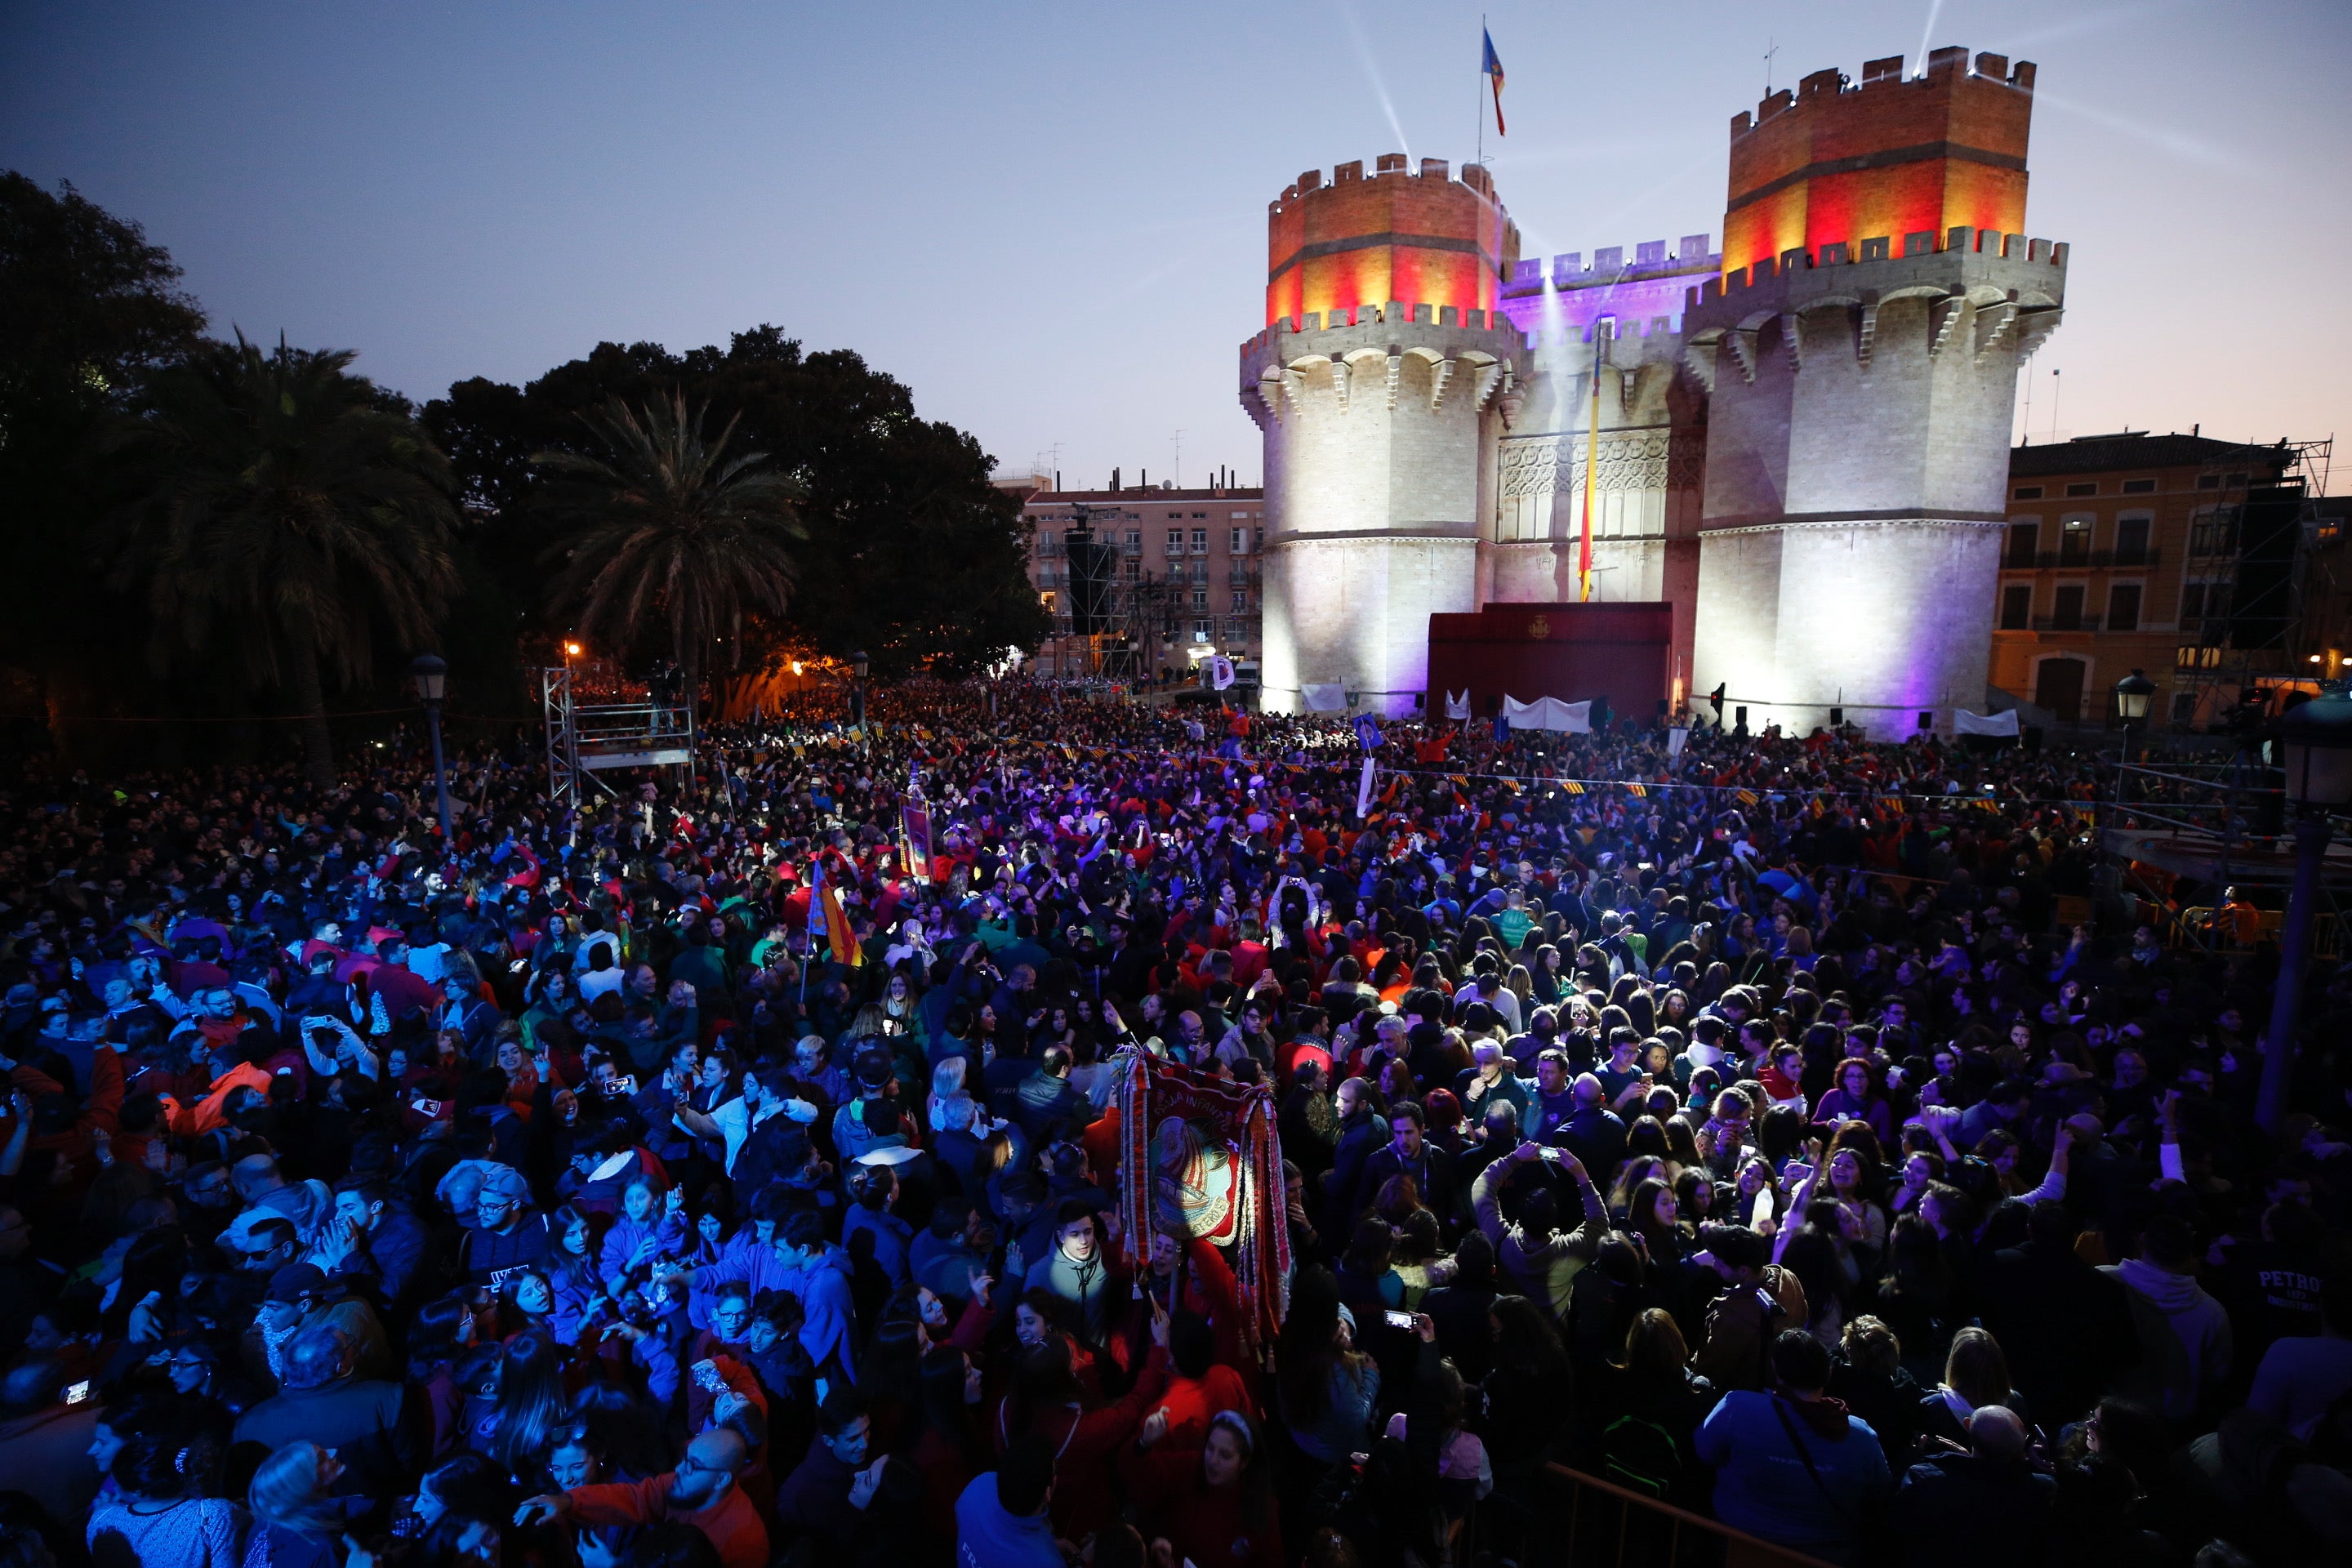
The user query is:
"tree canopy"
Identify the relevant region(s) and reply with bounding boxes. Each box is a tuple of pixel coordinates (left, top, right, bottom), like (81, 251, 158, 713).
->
(425, 327, 1046, 677)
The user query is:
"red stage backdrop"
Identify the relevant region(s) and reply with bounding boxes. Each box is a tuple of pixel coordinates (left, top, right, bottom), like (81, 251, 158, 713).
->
(1428, 601, 1673, 719)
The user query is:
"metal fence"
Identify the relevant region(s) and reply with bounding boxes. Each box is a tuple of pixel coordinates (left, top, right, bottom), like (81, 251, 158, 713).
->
(1472, 1464, 1836, 1568)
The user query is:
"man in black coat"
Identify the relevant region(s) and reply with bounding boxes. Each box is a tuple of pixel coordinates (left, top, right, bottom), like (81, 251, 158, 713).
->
(1978, 1196, 2140, 1425)
(1321, 1075, 1383, 1242)
(1352, 1099, 1458, 1232)
(1891, 1406, 2054, 1568)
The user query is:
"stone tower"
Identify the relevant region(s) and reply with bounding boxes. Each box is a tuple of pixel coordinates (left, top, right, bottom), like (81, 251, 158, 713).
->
(1241, 156, 1526, 716)
(1686, 48, 2065, 737)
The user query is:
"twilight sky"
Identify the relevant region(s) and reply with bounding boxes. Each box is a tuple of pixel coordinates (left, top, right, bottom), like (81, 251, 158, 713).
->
(5, 1, 2345, 492)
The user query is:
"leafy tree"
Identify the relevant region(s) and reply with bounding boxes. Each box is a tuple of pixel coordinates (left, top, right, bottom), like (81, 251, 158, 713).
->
(0, 172, 206, 742)
(424, 327, 1045, 682)
(534, 391, 806, 696)
(110, 335, 462, 784)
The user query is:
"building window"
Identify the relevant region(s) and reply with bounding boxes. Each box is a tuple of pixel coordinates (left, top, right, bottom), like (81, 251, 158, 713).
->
(1232, 510, 1252, 519)
(2051, 584, 2086, 630)
(1166, 529, 1183, 552)
(1191, 588, 1208, 610)
(2197, 474, 2221, 490)
(2122, 478, 2157, 493)
(1191, 511, 1207, 519)
(1124, 562, 1140, 581)
(2006, 521, 2039, 568)
(1193, 619, 1212, 639)
(2014, 485, 2044, 500)
(2170, 692, 2198, 725)
(1123, 529, 1141, 554)
(1231, 527, 1252, 553)
(1231, 590, 1250, 613)
(2190, 510, 2236, 556)
(2060, 515, 2092, 564)
(2108, 582, 2143, 633)
(2065, 482, 2097, 497)
(2114, 514, 2152, 566)
(2000, 585, 2031, 629)
(1191, 528, 1209, 553)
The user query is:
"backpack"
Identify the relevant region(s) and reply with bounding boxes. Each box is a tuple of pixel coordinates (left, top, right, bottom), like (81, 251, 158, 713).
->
(1599, 1413, 1682, 1499)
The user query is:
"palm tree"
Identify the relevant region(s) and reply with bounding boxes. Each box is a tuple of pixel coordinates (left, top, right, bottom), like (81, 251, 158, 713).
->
(110, 334, 461, 785)
(534, 392, 805, 701)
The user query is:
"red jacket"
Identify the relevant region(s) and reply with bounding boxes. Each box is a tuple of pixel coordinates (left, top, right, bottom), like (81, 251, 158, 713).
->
(991, 1346, 1168, 1540)
(566, 1473, 768, 1568)
(1120, 1442, 1285, 1568)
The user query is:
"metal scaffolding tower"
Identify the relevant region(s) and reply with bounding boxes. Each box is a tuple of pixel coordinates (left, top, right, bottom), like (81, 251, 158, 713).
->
(540, 666, 697, 805)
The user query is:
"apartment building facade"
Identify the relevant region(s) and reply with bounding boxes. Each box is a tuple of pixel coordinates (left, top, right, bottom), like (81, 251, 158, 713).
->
(1018, 481, 1265, 680)
(1991, 431, 2322, 731)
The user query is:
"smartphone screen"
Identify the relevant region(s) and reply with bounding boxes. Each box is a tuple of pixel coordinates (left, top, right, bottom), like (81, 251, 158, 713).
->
(1383, 1310, 1414, 1330)
(65, 1380, 93, 1405)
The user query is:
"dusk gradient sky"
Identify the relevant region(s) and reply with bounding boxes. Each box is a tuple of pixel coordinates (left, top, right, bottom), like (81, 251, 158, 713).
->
(6, 1, 2345, 492)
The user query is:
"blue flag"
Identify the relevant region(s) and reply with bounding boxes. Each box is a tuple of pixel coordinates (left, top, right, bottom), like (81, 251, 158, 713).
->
(1353, 713, 1383, 753)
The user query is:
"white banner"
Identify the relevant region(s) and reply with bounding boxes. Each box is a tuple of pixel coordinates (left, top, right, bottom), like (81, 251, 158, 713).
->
(1301, 682, 1348, 712)
(1953, 707, 2020, 737)
(1666, 725, 1690, 757)
(1503, 695, 1592, 733)
(1444, 688, 1470, 721)
(1356, 755, 1377, 818)
(1207, 657, 1236, 691)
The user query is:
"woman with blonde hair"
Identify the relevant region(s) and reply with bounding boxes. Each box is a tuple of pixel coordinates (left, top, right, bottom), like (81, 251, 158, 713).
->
(247, 1441, 349, 1568)
(1916, 1325, 2032, 1454)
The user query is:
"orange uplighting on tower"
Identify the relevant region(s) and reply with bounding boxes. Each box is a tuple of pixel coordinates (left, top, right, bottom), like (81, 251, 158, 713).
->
(1264, 155, 1520, 327)
(1719, 48, 2035, 281)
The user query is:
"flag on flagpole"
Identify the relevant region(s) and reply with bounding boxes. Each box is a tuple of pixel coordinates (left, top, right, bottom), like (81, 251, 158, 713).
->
(811, 859, 861, 968)
(1482, 29, 1507, 136)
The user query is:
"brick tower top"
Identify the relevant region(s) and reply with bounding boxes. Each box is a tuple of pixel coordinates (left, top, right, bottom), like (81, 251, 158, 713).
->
(1265, 155, 1521, 329)
(1721, 47, 2036, 281)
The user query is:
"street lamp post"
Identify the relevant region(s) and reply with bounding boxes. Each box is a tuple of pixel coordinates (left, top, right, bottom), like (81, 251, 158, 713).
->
(2101, 670, 2159, 937)
(2258, 683, 2352, 1132)
(849, 650, 870, 755)
(411, 654, 452, 842)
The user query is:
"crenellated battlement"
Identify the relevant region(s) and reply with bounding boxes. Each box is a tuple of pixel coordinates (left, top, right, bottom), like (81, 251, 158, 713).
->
(1269, 154, 1501, 214)
(1731, 47, 2036, 138)
(1686, 225, 2067, 317)
(1500, 234, 1719, 293)
(1240, 300, 1528, 356)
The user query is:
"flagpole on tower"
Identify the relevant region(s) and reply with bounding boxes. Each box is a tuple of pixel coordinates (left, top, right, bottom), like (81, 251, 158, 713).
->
(1477, 14, 1486, 167)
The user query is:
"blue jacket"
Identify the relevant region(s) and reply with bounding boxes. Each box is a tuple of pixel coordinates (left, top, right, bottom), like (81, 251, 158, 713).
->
(1693, 1391, 1890, 1561)
(954, 1472, 1060, 1568)
(781, 1245, 859, 1381)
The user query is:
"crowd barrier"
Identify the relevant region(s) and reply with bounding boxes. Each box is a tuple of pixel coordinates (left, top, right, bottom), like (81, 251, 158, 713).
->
(1476, 1463, 1838, 1568)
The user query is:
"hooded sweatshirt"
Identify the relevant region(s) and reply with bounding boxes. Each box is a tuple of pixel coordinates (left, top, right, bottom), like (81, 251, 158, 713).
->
(2100, 1257, 2232, 1422)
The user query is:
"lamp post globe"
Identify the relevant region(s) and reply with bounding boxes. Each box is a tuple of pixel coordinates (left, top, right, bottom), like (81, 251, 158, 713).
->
(2113, 668, 2156, 724)
(410, 654, 452, 842)
(2279, 684, 2352, 809)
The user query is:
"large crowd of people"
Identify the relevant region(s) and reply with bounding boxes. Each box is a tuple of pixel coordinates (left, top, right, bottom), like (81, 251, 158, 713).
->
(0, 676, 2344, 1568)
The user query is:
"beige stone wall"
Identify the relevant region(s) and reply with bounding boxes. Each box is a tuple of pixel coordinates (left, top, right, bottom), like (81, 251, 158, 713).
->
(1686, 239, 2066, 733)
(1241, 305, 1521, 714)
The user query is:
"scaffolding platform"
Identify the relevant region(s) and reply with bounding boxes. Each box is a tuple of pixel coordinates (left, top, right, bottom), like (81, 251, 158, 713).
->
(541, 666, 697, 804)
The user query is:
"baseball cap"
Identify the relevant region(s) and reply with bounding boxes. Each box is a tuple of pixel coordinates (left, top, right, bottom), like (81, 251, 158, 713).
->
(267, 1263, 336, 1303)
(475, 1165, 532, 1205)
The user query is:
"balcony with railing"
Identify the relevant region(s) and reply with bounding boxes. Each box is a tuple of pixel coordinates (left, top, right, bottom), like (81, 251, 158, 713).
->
(2002, 546, 2163, 572)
